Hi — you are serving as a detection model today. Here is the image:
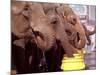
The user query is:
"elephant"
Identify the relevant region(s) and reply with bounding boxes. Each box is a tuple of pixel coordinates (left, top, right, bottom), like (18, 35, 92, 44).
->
(12, 2, 80, 65)
(11, 1, 96, 73)
(42, 3, 85, 55)
(42, 4, 95, 71)
(11, 1, 56, 73)
(11, 1, 45, 74)
(40, 3, 81, 71)
(55, 4, 85, 49)
(56, 4, 96, 49)
(25, 2, 56, 52)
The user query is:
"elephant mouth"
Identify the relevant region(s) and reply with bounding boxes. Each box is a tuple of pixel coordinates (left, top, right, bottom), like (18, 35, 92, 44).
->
(33, 31, 44, 41)
(31, 28, 44, 40)
(31, 29, 55, 51)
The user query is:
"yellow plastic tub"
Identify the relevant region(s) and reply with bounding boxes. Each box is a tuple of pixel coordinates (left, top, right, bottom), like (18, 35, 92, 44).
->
(61, 48, 86, 71)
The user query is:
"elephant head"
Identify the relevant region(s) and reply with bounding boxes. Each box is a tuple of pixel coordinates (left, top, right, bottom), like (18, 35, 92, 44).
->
(21, 2, 57, 52)
(59, 4, 95, 49)
(56, 4, 90, 49)
(64, 11, 96, 48)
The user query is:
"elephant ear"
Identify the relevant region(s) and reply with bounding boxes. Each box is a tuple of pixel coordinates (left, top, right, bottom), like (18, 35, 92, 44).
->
(11, 1, 27, 15)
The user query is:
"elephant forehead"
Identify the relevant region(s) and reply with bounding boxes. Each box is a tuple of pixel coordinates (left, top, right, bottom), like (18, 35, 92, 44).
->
(30, 18, 49, 28)
(29, 3, 45, 16)
(30, 13, 50, 25)
(74, 17, 85, 34)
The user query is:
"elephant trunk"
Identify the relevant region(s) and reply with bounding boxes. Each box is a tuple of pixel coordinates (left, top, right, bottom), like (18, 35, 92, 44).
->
(74, 33, 86, 49)
(58, 29, 78, 57)
(32, 26, 56, 51)
(55, 21, 78, 57)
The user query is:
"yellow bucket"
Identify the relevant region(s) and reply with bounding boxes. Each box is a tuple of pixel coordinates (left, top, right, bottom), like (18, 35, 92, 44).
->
(61, 49, 86, 71)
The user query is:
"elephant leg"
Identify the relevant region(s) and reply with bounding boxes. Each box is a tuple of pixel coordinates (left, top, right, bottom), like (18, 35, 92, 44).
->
(12, 44, 25, 74)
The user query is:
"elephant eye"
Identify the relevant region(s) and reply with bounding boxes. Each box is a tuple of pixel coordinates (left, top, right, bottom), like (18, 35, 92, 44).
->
(24, 5, 30, 11)
(71, 17, 77, 25)
(51, 20, 57, 24)
(73, 18, 77, 22)
(24, 7, 28, 10)
(65, 30, 72, 36)
(23, 5, 32, 13)
(51, 18, 58, 25)
(68, 15, 77, 25)
(22, 5, 32, 18)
